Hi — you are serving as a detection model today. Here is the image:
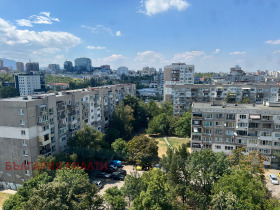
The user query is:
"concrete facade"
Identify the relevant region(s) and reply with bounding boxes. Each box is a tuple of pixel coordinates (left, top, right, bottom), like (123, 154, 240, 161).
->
(0, 84, 135, 189)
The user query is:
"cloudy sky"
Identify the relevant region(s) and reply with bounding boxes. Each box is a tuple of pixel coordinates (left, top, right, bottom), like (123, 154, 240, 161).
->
(0, 0, 280, 72)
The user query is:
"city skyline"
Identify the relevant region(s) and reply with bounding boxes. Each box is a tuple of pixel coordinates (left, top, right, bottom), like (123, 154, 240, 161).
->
(0, 0, 280, 71)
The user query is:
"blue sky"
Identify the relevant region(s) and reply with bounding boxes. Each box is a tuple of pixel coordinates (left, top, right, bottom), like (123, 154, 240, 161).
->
(0, 0, 280, 72)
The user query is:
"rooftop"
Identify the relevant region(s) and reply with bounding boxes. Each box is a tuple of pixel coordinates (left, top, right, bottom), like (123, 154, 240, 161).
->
(192, 102, 280, 110)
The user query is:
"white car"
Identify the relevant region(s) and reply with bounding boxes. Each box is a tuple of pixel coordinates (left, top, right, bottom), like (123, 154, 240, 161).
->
(269, 174, 279, 185)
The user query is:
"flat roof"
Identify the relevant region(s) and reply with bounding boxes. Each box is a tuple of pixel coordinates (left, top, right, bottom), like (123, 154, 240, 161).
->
(193, 102, 280, 110)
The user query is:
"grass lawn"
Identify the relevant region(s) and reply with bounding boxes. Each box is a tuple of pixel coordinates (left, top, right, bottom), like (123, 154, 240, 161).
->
(152, 137, 168, 158)
(166, 137, 190, 149)
(0, 192, 11, 208)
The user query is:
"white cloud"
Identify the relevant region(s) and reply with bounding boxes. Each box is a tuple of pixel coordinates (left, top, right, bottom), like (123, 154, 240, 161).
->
(87, 45, 106, 50)
(16, 11, 59, 27)
(213, 48, 221, 54)
(141, 0, 190, 16)
(103, 54, 126, 63)
(173, 51, 204, 62)
(265, 40, 280, 45)
(273, 50, 280, 54)
(229, 51, 246, 55)
(116, 31, 122, 36)
(0, 17, 80, 65)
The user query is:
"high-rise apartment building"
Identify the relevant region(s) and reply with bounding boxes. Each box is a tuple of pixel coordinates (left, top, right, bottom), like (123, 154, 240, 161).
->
(191, 102, 280, 167)
(25, 62, 39, 73)
(16, 62, 24, 72)
(48, 64, 60, 72)
(117, 66, 129, 76)
(164, 63, 195, 100)
(75, 58, 92, 72)
(0, 84, 136, 189)
(14, 73, 46, 96)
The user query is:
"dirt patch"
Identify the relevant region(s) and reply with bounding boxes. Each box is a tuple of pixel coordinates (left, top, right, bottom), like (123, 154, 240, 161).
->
(264, 169, 280, 199)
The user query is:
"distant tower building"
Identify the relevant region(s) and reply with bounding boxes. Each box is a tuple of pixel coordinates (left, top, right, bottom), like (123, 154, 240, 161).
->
(0, 59, 3, 68)
(64, 61, 74, 72)
(16, 62, 24, 72)
(26, 62, 39, 73)
(117, 66, 129, 76)
(48, 64, 60, 72)
(74, 58, 91, 72)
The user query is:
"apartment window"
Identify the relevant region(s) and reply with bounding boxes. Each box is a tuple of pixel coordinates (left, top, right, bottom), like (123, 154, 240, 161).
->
(249, 139, 257, 144)
(259, 140, 272, 146)
(193, 120, 201, 125)
(204, 113, 213, 119)
(237, 130, 247, 136)
(23, 140, 27, 146)
(259, 149, 271, 154)
(52, 145, 56, 152)
(25, 170, 30, 176)
(225, 146, 234, 150)
(204, 128, 212, 134)
(237, 123, 248, 128)
(225, 138, 234, 143)
(239, 114, 246, 119)
(262, 116, 271, 120)
(216, 121, 223, 126)
(275, 133, 280, 138)
(215, 130, 223, 135)
(215, 137, 223, 142)
(237, 139, 247, 144)
(20, 109, 24, 115)
(23, 150, 28, 156)
(49, 118, 54, 124)
(226, 122, 235, 128)
(249, 123, 259, 128)
(225, 130, 234, 136)
(226, 114, 235, 120)
(49, 108, 53, 114)
(20, 120, 25, 125)
(21, 130, 26, 136)
(24, 160, 28, 166)
(215, 145, 221, 150)
(260, 131, 272, 137)
(204, 121, 212, 127)
(263, 123, 271, 129)
(216, 113, 223, 119)
(43, 125, 49, 131)
(203, 136, 211, 142)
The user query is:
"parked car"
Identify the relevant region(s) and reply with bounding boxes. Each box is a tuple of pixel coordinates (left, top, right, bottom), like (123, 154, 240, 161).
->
(136, 165, 142, 170)
(118, 170, 127, 176)
(278, 172, 280, 178)
(91, 180, 103, 189)
(269, 174, 279, 185)
(96, 172, 111, 179)
(108, 160, 122, 168)
(108, 165, 118, 171)
(111, 172, 125, 181)
(101, 167, 115, 174)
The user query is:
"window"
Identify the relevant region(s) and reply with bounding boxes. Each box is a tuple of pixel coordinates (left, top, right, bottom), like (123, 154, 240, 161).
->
(20, 109, 24, 115)
(216, 121, 223, 126)
(225, 130, 234, 136)
(25, 170, 30, 176)
(237, 123, 248, 128)
(259, 140, 272, 146)
(225, 138, 234, 143)
(263, 123, 271, 129)
(262, 116, 271, 120)
(24, 160, 28, 165)
(215, 145, 221, 149)
(215, 130, 223, 135)
(215, 137, 223, 142)
(49, 108, 53, 114)
(226, 122, 235, 128)
(23, 150, 28, 156)
(239, 114, 246, 119)
(216, 113, 223, 118)
(204, 128, 212, 134)
(23, 140, 27, 146)
(21, 130, 26, 136)
(260, 131, 272, 137)
(20, 120, 25, 125)
(203, 121, 212, 127)
(237, 130, 247, 136)
(249, 123, 259, 128)
(249, 139, 257, 144)
(225, 146, 234, 150)
(275, 133, 280, 138)
(226, 114, 235, 120)
(204, 113, 213, 119)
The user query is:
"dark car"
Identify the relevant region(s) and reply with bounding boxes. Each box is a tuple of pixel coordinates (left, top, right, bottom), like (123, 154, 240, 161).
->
(96, 172, 111, 179)
(111, 172, 125, 181)
(108, 165, 118, 171)
(118, 170, 127, 176)
(101, 167, 115, 174)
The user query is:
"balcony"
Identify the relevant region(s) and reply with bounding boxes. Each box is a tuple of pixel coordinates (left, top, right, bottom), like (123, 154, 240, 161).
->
(40, 148, 51, 156)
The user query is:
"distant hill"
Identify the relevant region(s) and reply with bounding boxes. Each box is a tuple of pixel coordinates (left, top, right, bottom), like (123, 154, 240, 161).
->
(0, 58, 17, 69)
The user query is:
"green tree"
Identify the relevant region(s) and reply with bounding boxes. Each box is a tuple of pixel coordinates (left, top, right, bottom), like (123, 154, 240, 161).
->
(146, 113, 175, 135)
(127, 135, 158, 166)
(103, 186, 127, 210)
(111, 138, 128, 160)
(159, 100, 173, 116)
(0, 86, 19, 98)
(145, 99, 160, 119)
(160, 144, 190, 205)
(187, 149, 229, 208)
(110, 102, 134, 140)
(33, 155, 56, 177)
(239, 96, 251, 104)
(132, 169, 173, 210)
(175, 111, 192, 137)
(211, 191, 238, 210)
(105, 128, 121, 145)
(212, 168, 268, 209)
(68, 123, 108, 161)
(121, 171, 143, 207)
